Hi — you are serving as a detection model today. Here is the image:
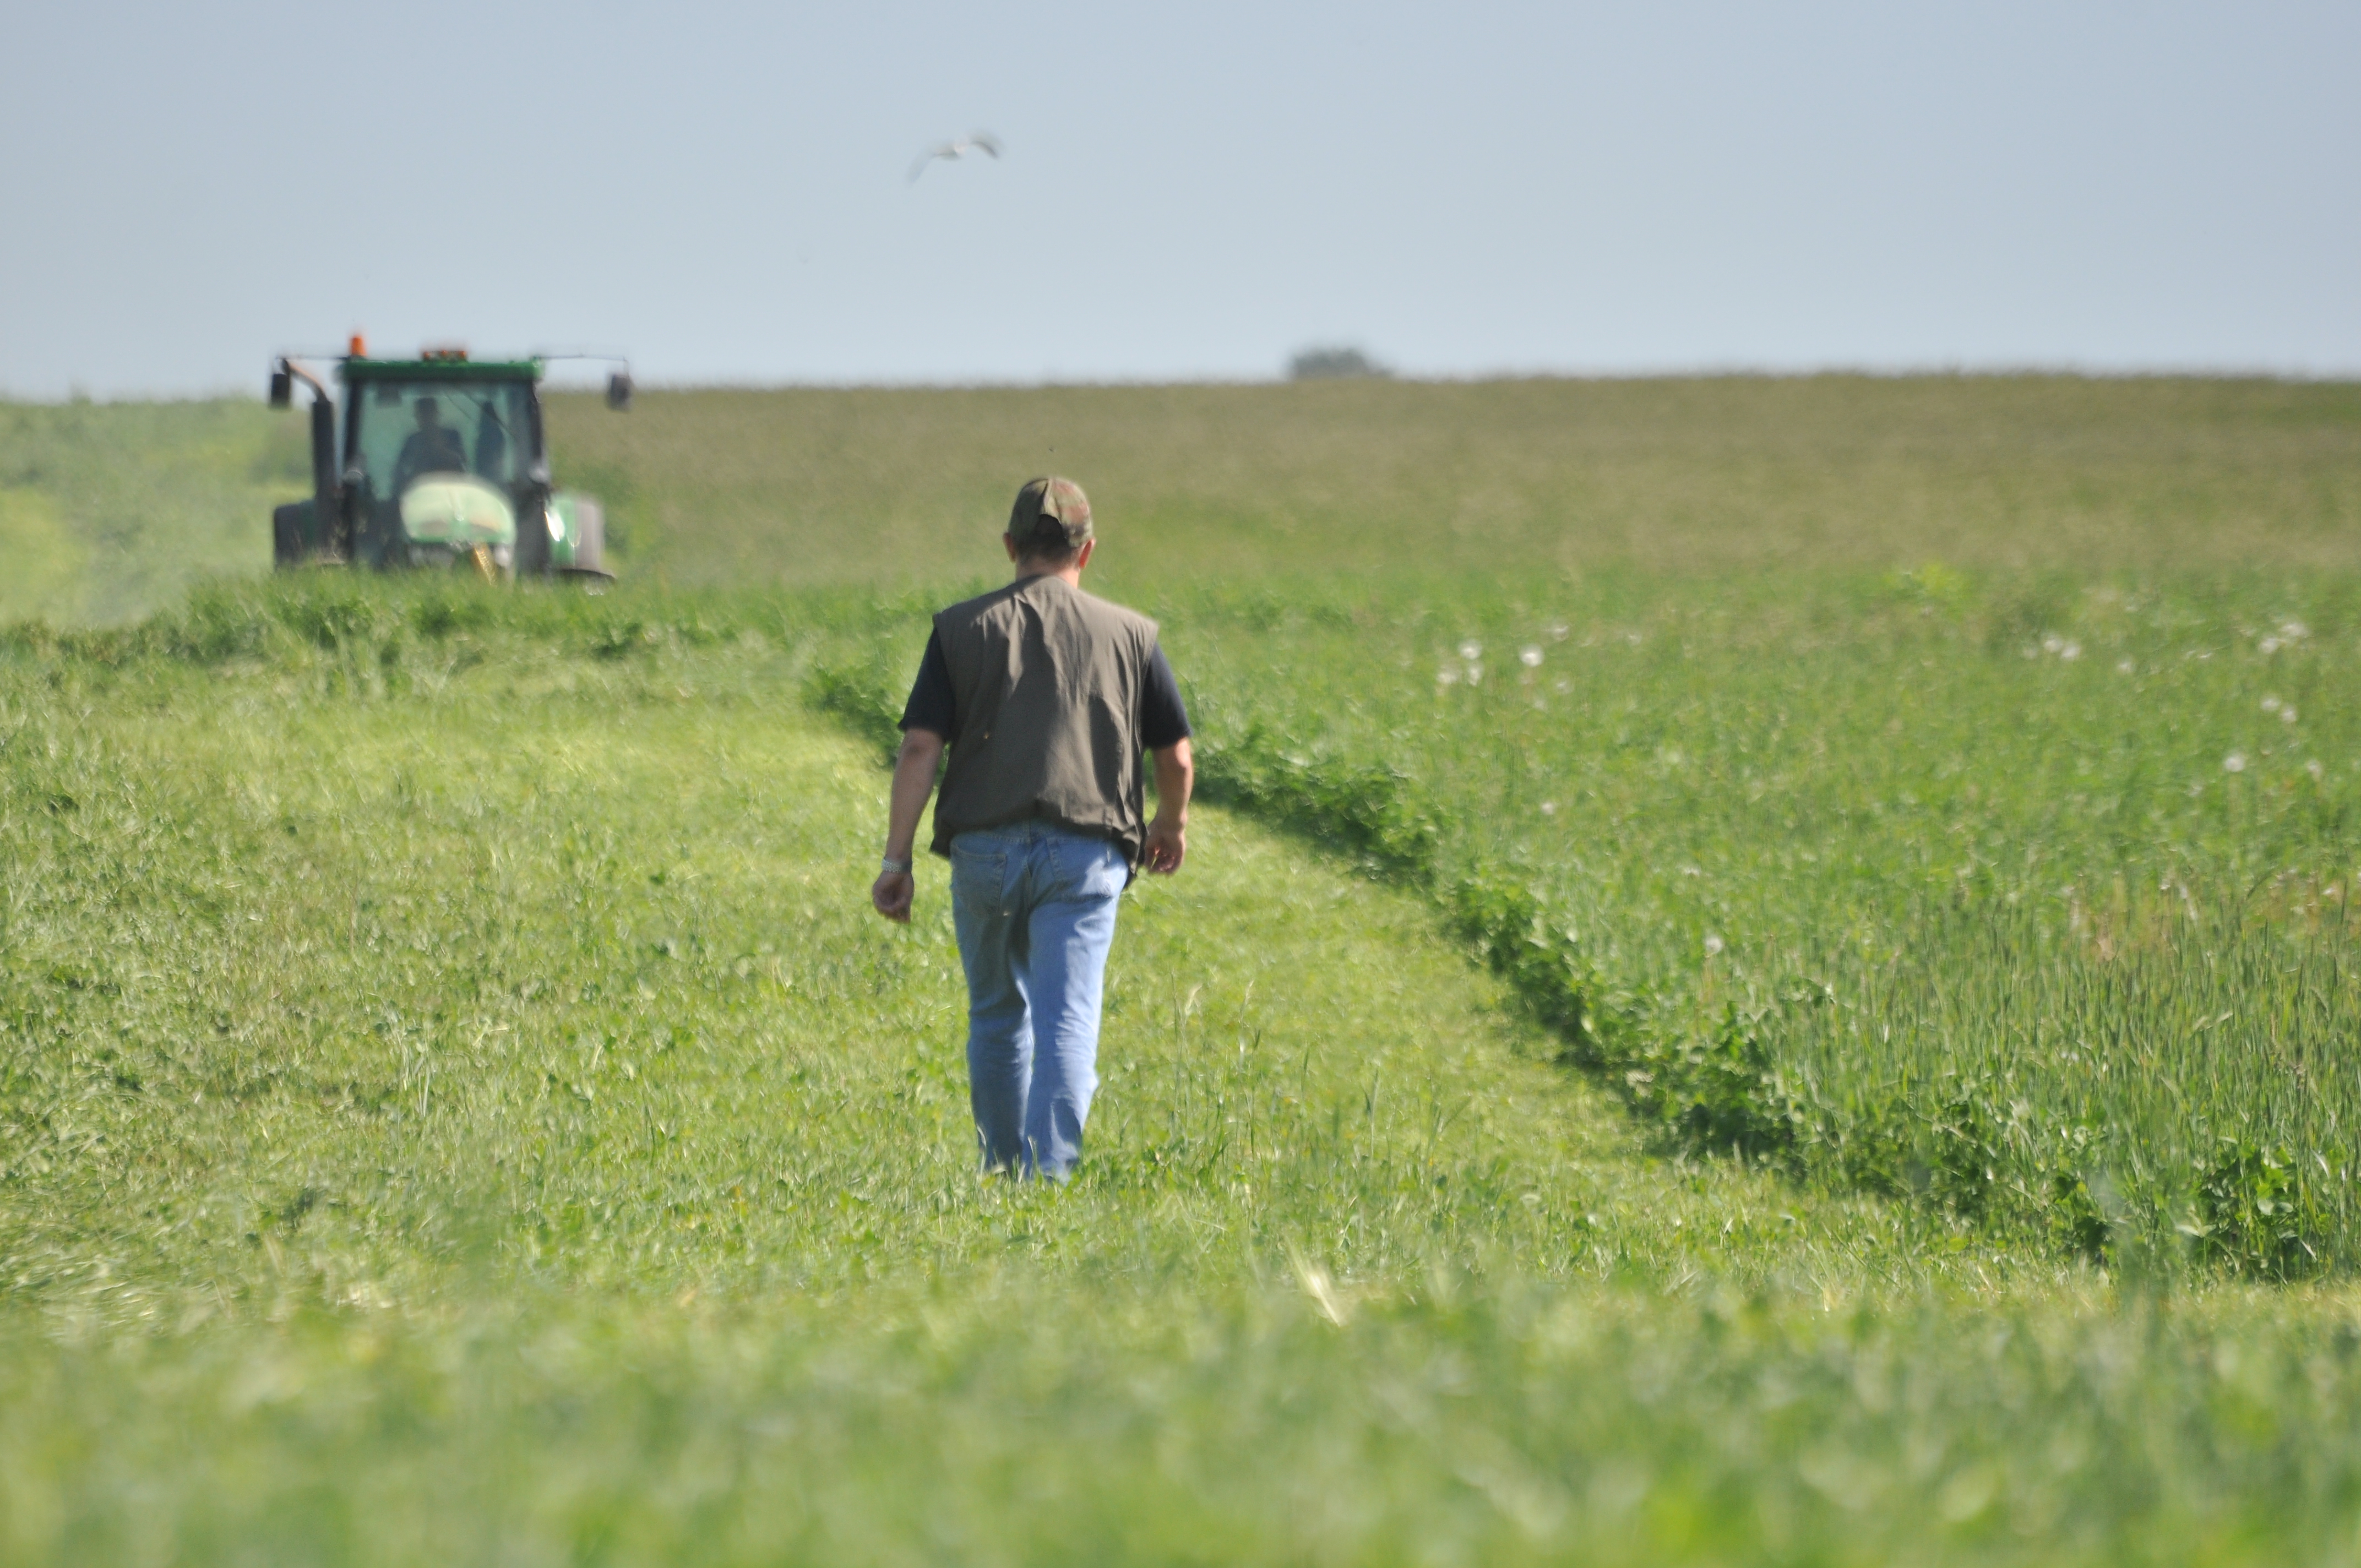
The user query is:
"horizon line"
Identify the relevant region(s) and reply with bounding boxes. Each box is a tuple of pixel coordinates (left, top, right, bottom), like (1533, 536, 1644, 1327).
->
(10, 361, 2361, 407)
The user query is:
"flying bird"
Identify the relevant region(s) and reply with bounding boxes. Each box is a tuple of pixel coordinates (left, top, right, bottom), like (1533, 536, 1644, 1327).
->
(910, 132, 1003, 183)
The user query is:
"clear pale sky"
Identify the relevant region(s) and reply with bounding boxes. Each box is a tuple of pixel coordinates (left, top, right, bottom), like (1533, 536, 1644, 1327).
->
(3, 0, 2355, 399)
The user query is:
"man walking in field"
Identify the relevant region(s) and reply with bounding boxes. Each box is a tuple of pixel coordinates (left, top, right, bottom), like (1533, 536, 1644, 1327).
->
(871, 477, 1195, 1180)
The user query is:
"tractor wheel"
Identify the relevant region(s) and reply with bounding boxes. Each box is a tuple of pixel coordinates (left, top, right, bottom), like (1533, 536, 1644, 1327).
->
(272, 503, 310, 568)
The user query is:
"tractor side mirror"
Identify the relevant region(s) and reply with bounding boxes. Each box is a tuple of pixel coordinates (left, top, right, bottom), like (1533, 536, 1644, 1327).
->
(606, 371, 634, 411)
(269, 367, 292, 409)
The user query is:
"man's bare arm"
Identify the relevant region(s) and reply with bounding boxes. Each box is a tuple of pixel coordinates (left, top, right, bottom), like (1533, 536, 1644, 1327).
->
(872, 729, 946, 922)
(1141, 738, 1193, 875)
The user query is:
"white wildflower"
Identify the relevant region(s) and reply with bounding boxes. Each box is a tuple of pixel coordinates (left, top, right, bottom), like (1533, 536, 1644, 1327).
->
(2282, 619, 2309, 641)
(1553, 678, 1573, 695)
(2262, 696, 2282, 713)
(2059, 641, 2081, 661)
(1549, 620, 1571, 641)
(2117, 658, 2136, 674)
(1457, 640, 1483, 663)
(1464, 664, 1483, 685)
(1436, 667, 1460, 687)
(1703, 934, 1725, 957)
(2307, 759, 2326, 781)
(2281, 706, 2298, 725)
(1539, 801, 1558, 816)
(2042, 634, 2065, 654)
(1519, 646, 1544, 668)
(2224, 752, 2248, 774)
(2259, 637, 2281, 655)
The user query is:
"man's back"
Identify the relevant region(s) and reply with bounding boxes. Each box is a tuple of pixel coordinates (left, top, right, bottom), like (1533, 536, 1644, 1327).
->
(929, 574, 1160, 863)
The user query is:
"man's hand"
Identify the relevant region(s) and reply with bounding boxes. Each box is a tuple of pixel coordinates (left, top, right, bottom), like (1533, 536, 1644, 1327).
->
(1143, 738, 1194, 875)
(872, 728, 945, 923)
(1141, 818, 1187, 874)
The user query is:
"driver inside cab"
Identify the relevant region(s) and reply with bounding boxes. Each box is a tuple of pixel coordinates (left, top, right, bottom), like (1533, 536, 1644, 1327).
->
(393, 397, 470, 492)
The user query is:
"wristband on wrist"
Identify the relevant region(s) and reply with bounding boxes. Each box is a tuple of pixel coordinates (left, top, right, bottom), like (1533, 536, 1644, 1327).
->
(880, 856, 912, 875)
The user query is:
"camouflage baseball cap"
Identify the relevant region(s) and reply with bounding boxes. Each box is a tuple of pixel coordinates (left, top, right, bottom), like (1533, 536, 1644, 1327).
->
(1008, 476, 1092, 554)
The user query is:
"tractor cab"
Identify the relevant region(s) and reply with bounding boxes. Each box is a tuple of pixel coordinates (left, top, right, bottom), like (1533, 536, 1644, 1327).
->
(269, 338, 629, 579)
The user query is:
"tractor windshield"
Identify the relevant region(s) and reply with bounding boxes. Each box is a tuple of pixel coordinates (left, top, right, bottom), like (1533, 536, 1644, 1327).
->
(350, 380, 535, 497)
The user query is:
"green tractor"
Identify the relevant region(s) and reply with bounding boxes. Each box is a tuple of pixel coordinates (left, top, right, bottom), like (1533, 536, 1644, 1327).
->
(268, 337, 630, 579)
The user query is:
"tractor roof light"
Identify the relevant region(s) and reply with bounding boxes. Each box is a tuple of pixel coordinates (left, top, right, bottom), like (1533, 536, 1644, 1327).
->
(349, 332, 367, 358)
(421, 346, 470, 363)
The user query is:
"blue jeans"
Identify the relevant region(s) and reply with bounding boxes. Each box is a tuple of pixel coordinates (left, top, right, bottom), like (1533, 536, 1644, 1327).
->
(948, 823, 1129, 1180)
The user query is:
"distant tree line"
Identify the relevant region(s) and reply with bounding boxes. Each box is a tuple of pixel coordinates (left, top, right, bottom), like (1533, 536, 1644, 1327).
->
(1287, 346, 1390, 381)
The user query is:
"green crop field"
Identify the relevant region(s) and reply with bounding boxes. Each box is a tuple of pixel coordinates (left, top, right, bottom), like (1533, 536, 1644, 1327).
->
(4, 378, 2361, 1564)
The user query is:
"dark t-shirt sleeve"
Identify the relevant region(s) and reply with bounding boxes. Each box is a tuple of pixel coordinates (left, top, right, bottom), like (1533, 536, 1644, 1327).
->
(1140, 643, 1191, 750)
(899, 629, 956, 737)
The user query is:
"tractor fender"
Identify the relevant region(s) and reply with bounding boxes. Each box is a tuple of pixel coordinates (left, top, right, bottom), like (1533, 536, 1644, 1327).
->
(547, 492, 609, 576)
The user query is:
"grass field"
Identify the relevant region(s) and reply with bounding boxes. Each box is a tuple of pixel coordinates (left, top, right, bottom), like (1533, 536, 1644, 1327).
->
(1164, 570, 2361, 1276)
(4, 378, 2361, 1562)
(0, 399, 285, 626)
(536, 376, 2361, 586)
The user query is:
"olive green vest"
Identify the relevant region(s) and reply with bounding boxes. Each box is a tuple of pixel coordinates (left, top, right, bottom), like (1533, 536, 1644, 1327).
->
(929, 575, 1160, 864)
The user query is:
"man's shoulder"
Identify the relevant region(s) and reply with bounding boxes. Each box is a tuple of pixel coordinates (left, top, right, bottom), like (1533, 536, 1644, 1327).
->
(1062, 582, 1157, 643)
(937, 579, 1155, 641)
(933, 580, 1029, 634)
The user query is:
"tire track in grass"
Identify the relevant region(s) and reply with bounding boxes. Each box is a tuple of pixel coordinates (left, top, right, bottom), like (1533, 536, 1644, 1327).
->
(798, 652, 1887, 1253)
(797, 676, 1897, 1283)
(802, 644, 2331, 1278)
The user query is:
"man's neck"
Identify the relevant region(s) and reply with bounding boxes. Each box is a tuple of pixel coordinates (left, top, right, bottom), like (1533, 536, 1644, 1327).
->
(1014, 563, 1085, 589)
